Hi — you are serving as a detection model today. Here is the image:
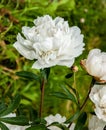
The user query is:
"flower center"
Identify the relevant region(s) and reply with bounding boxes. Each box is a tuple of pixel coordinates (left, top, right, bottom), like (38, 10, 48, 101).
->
(39, 50, 57, 63)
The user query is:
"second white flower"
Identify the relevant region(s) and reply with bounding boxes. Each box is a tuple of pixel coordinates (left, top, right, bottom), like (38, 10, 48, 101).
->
(89, 84, 106, 122)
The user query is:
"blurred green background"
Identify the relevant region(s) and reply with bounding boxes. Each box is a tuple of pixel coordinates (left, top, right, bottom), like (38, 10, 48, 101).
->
(0, 0, 106, 119)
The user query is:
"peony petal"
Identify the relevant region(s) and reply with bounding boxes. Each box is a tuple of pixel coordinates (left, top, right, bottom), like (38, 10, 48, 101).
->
(32, 60, 56, 69)
(22, 26, 36, 41)
(101, 75, 106, 80)
(88, 115, 106, 130)
(57, 59, 75, 67)
(14, 41, 36, 60)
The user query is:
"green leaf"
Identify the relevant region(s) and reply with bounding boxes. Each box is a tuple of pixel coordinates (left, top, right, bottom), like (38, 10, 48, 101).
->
(40, 68, 50, 80)
(51, 92, 70, 100)
(0, 102, 7, 116)
(31, 118, 47, 125)
(65, 111, 80, 123)
(65, 73, 73, 78)
(52, 90, 77, 104)
(0, 94, 21, 117)
(74, 112, 87, 130)
(58, 0, 75, 11)
(29, 108, 38, 122)
(65, 83, 77, 95)
(45, 2, 58, 15)
(61, 85, 77, 104)
(48, 122, 69, 130)
(0, 122, 9, 130)
(26, 124, 48, 130)
(65, 83, 80, 107)
(61, 85, 72, 96)
(16, 71, 40, 81)
(0, 116, 29, 126)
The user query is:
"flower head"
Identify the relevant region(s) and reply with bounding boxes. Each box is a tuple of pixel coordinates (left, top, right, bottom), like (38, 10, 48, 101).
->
(45, 114, 75, 130)
(81, 49, 106, 83)
(89, 84, 106, 121)
(88, 115, 106, 130)
(14, 15, 84, 69)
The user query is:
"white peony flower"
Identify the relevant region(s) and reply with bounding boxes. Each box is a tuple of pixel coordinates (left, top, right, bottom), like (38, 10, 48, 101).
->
(0, 113, 28, 130)
(89, 84, 106, 122)
(88, 115, 106, 130)
(13, 15, 84, 69)
(45, 114, 75, 130)
(81, 49, 106, 83)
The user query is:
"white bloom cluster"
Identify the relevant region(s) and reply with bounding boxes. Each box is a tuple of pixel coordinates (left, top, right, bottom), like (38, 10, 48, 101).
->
(81, 49, 106, 83)
(0, 113, 28, 130)
(88, 115, 106, 130)
(89, 84, 106, 122)
(45, 114, 75, 130)
(14, 15, 84, 69)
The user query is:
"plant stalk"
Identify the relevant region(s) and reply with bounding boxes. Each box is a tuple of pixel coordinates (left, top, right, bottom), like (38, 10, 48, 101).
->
(39, 78, 45, 118)
(68, 78, 95, 128)
(80, 78, 95, 111)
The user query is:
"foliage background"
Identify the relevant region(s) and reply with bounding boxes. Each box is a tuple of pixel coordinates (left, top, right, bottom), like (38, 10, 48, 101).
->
(0, 0, 106, 122)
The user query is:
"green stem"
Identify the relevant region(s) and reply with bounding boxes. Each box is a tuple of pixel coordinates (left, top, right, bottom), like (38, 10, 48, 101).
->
(68, 78, 95, 128)
(80, 78, 95, 111)
(39, 78, 45, 118)
(73, 72, 80, 106)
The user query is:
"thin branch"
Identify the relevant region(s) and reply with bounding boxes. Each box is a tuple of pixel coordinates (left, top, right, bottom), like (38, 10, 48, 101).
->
(39, 78, 45, 118)
(68, 78, 95, 128)
(80, 78, 95, 110)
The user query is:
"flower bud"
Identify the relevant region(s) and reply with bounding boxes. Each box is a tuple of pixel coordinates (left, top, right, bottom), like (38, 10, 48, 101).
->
(80, 18, 85, 23)
(81, 49, 106, 83)
(71, 65, 78, 72)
